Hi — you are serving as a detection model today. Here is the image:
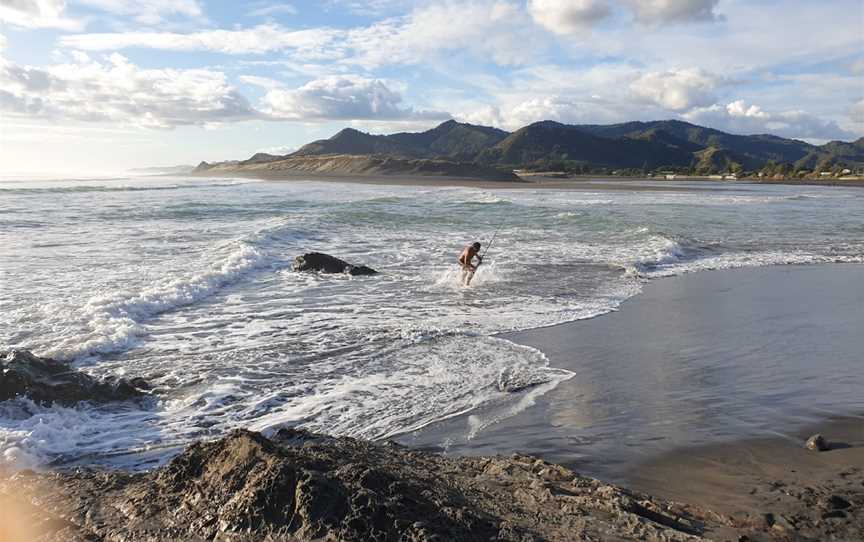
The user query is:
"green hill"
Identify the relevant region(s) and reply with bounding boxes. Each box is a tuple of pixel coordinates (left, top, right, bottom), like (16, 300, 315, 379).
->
(199, 119, 863, 178)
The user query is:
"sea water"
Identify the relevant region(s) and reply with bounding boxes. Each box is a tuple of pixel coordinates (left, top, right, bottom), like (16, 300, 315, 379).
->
(1, 175, 862, 469)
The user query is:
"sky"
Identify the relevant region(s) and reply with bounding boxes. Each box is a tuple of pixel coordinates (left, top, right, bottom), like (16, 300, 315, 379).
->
(0, 0, 862, 173)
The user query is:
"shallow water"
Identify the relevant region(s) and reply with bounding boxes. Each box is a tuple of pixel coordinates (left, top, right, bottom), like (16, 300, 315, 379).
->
(1, 175, 862, 469)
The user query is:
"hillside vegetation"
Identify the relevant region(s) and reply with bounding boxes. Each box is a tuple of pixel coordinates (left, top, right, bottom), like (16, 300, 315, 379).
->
(195, 119, 864, 179)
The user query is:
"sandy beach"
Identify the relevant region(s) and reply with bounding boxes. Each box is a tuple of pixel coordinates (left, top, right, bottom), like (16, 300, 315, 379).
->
(400, 264, 864, 534)
(192, 169, 864, 191)
(192, 169, 728, 192)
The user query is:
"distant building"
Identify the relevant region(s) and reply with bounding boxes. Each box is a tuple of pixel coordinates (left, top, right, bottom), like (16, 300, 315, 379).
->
(820, 171, 832, 177)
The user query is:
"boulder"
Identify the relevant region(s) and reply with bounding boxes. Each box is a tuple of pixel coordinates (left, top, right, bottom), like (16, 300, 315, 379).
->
(805, 434, 829, 452)
(0, 350, 149, 406)
(293, 252, 378, 276)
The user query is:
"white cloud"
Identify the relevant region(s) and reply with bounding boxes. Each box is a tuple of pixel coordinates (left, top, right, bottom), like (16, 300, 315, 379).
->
(59, 1, 544, 68)
(630, 68, 721, 111)
(0, 53, 257, 128)
(456, 94, 613, 130)
(0, 0, 84, 30)
(684, 100, 854, 140)
(247, 3, 297, 17)
(622, 0, 722, 24)
(260, 75, 448, 121)
(60, 23, 339, 57)
(343, 1, 542, 68)
(255, 144, 295, 155)
(527, 0, 611, 34)
(77, 0, 203, 24)
(239, 75, 285, 89)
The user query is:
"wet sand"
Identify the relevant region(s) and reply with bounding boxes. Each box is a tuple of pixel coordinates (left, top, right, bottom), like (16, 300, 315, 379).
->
(626, 415, 864, 517)
(193, 169, 864, 190)
(193, 169, 724, 192)
(400, 264, 864, 528)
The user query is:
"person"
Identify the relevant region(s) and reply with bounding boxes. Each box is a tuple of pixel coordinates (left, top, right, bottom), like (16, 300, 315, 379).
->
(458, 241, 482, 285)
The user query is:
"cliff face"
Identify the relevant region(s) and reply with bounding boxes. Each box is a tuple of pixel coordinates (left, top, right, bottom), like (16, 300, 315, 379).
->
(194, 154, 521, 181)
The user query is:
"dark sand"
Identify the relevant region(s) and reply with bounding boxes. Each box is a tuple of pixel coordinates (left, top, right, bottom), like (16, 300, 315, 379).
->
(194, 170, 725, 192)
(400, 264, 864, 527)
(193, 169, 864, 190)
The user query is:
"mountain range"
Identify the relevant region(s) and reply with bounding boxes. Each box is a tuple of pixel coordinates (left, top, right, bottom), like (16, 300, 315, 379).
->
(194, 119, 864, 179)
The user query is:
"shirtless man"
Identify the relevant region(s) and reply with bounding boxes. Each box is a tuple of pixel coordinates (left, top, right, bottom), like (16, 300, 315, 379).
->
(458, 241, 482, 285)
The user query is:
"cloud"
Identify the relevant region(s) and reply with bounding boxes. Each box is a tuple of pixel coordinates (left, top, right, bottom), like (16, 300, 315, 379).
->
(247, 3, 297, 17)
(260, 75, 448, 121)
(60, 24, 339, 57)
(622, 0, 722, 24)
(456, 94, 614, 130)
(850, 98, 864, 125)
(59, 1, 544, 68)
(77, 0, 203, 24)
(0, 53, 257, 128)
(343, 1, 542, 68)
(684, 100, 854, 141)
(630, 68, 721, 111)
(0, 0, 84, 30)
(255, 144, 296, 155)
(239, 75, 285, 89)
(527, 0, 611, 34)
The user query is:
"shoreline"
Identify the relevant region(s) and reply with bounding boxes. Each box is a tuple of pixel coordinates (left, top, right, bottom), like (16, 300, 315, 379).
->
(401, 264, 864, 473)
(189, 169, 864, 190)
(191, 169, 727, 192)
(2, 263, 862, 540)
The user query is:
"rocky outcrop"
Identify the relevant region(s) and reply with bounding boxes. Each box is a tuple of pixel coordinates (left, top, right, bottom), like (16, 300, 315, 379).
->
(293, 253, 378, 276)
(1, 428, 721, 541)
(3, 428, 863, 541)
(0, 350, 149, 406)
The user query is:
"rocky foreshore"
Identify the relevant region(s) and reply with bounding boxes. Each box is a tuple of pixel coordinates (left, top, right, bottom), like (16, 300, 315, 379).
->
(1, 351, 861, 541)
(0, 350, 150, 406)
(3, 426, 861, 541)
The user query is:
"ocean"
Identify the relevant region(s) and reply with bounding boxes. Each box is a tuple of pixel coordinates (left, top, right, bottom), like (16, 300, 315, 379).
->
(1, 175, 863, 470)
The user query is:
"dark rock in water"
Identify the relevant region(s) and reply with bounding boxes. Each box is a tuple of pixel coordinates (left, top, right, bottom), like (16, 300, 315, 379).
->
(293, 252, 378, 276)
(496, 368, 553, 393)
(0, 350, 149, 406)
(4, 428, 727, 541)
(805, 434, 829, 451)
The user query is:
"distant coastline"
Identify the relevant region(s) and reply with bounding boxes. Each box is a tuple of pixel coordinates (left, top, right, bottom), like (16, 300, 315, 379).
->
(192, 167, 864, 190)
(185, 119, 864, 186)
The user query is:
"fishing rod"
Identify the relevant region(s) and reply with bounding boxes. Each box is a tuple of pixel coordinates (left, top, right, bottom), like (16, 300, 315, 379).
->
(480, 223, 502, 262)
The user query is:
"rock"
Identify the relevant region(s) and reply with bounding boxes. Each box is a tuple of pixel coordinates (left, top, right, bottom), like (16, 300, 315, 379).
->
(1, 428, 728, 541)
(805, 434, 829, 451)
(822, 495, 852, 510)
(496, 368, 553, 393)
(292, 252, 378, 276)
(0, 350, 149, 406)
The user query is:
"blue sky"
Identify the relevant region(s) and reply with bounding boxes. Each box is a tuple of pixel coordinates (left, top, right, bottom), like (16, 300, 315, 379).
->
(1, 0, 862, 172)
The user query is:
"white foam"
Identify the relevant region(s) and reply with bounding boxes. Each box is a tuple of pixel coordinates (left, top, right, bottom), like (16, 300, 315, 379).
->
(248, 335, 574, 441)
(42, 241, 276, 360)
